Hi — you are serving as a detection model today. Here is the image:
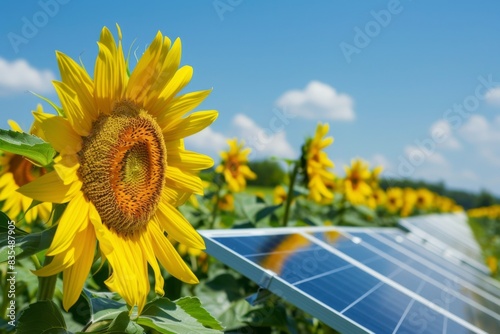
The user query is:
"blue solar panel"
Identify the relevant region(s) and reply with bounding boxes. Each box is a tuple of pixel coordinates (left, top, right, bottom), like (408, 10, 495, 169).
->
(200, 223, 500, 333)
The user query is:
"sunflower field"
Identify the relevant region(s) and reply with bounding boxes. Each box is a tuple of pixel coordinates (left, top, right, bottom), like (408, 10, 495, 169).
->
(0, 25, 497, 334)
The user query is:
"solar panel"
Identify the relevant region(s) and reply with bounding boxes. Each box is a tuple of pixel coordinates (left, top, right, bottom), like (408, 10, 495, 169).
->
(399, 213, 488, 274)
(200, 216, 500, 333)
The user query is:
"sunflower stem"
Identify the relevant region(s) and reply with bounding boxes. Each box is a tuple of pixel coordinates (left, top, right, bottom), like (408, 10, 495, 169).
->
(283, 162, 299, 227)
(30, 254, 42, 270)
(210, 175, 222, 228)
(36, 256, 57, 301)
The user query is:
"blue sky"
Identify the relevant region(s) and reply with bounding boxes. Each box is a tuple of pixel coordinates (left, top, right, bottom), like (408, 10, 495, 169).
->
(1, 0, 500, 195)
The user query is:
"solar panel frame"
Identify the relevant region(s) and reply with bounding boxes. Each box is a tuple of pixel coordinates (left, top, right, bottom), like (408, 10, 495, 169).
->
(200, 225, 497, 333)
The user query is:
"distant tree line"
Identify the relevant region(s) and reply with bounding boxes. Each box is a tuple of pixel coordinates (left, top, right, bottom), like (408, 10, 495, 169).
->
(242, 160, 499, 210)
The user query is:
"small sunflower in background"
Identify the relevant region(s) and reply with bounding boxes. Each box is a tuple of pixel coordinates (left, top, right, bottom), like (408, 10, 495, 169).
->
(301, 122, 335, 204)
(273, 185, 287, 205)
(368, 165, 383, 190)
(217, 192, 234, 211)
(343, 159, 372, 205)
(0, 115, 51, 226)
(414, 188, 434, 211)
(385, 187, 404, 214)
(401, 187, 417, 217)
(215, 138, 256, 192)
(18, 25, 216, 313)
(372, 188, 387, 207)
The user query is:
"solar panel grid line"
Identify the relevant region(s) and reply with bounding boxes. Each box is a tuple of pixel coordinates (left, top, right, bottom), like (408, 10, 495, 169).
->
(404, 230, 490, 275)
(392, 278, 428, 334)
(368, 232, 500, 306)
(201, 231, 374, 334)
(399, 219, 489, 274)
(340, 280, 387, 314)
(339, 231, 500, 321)
(300, 231, 487, 334)
(403, 233, 500, 293)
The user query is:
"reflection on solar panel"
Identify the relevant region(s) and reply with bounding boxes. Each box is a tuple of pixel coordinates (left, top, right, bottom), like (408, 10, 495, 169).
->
(399, 213, 489, 274)
(200, 214, 500, 333)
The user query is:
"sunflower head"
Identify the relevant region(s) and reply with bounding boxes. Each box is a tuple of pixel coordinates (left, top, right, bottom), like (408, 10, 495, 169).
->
(385, 187, 403, 213)
(215, 138, 256, 192)
(18, 25, 217, 313)
(343, 159, 372, 205)
(301, 122, 335, 204)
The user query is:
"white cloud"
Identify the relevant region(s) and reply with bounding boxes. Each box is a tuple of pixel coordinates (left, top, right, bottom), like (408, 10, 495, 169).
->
(232, 114, 296, 159)
(275, 81, 355, 121)
(185, 127, 227, 158)
(404, 145, 448, 166)
(485, 87, 500, 106)
(459, 115, 500, 143)
(370, 154, 392, 170)
(429, 120, 461, 150)
(0, 57, 55, 95)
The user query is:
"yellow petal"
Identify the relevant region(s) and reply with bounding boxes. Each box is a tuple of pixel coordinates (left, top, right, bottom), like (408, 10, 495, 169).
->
(35, 247, 77, 277)
(126, 31, 164, 103)
(47, 192, 90, 256)
(167, 150, 213, 171)
(33, 112, 82, 155)
(155, 198, 205, 249)
(148, 221, 198, 284)
(150, 65, 193, 113)
(164, 167, 203, 195)
(56, 51, 96, 120)
(62, 224, 96, 311)
(53, 81, 92, 136)
(53, 154, 80, 185)
(18, 171, 82, 204)
(156, 89, 212, 125)
(8, 120, 22, 132)
(162, 110, 218, 141)
(161, 187, 191, 207)
(138, 229, 164, 296)
(104, 232, 149, 313)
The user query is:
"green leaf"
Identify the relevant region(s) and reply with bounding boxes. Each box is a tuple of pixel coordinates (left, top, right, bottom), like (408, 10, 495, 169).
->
(255, 204, 282, 223)
(0, 211, 28, 235)
(194, 273, 254, 330)
(341, 212, 371, 227)
(176, 297, 224, 330)
(0, 223, 57, 262)
(78, 311, 144, 334)
(0, 129, 56, 167)
(16, 300, 68, 334)
(137, 297, 223, 333)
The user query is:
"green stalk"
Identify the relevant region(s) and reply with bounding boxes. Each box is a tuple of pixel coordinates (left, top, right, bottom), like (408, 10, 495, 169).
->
(282, 162, 299, 227)
(210, 177, 222, 229)
(36, 256, 57, 301)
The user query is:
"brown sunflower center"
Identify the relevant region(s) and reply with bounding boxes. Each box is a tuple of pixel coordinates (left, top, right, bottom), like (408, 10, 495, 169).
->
(78, 101, 166, 236)
(10, 155, 45, 187)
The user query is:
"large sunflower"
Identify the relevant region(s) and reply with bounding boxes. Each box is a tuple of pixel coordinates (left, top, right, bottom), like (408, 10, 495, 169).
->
(302, 123, 335, 203)
(215, 138, 256, 192)
(0, 116, 51, 225)
(18, 26, 217, 313)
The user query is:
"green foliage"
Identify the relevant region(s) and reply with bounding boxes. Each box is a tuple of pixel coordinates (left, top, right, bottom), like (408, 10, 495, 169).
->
(137, 297, 223, 333)
(247, 160, 285, 187)
(0, 129, 56, 167)
(17, 300, 68, 334)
